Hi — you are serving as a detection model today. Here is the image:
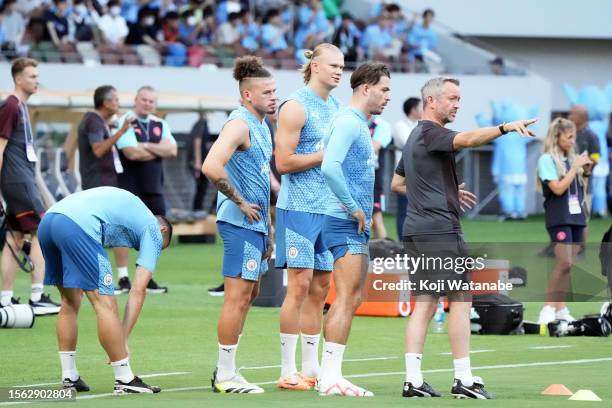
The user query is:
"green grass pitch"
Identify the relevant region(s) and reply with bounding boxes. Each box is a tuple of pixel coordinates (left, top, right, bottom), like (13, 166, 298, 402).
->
(1, 215, 611, 407)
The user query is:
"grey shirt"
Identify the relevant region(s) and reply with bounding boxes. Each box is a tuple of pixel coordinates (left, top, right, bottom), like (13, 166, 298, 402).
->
(395, 120, 461, 237)
(78, 111, 119, 189)
(576, 127, 600, 194)
(0, 95, 36, 187)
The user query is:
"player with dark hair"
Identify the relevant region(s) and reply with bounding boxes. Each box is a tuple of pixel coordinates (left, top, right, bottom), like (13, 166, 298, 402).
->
(203, 56, 276, 394)
(40, 187, 172, 394)
(318, 62, 391, 397)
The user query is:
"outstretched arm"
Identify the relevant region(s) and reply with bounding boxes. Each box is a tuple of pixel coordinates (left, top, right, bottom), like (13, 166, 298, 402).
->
(453, 119, 537, 150)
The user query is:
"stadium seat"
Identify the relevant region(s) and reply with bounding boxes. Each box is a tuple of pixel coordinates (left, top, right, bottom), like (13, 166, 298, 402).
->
(76, 42, 100, 65)
(136, 45, 161, 66)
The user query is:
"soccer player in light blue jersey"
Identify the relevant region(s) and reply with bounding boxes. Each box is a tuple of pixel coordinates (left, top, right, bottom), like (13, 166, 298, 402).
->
(319, 62, 391, 397)
(202, 56, 276, 394)
(39, 187, 173, 394)
(274, 43, 345, 390)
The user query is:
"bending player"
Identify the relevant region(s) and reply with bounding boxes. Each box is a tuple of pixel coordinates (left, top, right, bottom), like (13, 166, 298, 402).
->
(39, 187, 173, 394)
(319, 62, 391, 397)
(203, 56, 276, 394)
(274, 43, 344, 390)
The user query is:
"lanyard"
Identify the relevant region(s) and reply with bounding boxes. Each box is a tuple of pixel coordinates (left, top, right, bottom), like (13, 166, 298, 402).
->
(20, 103, 37, 162)
(137, 118, 150, 142)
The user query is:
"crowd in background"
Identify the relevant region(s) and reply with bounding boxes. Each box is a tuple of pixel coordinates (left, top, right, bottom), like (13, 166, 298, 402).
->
(0, 0, 440, 70)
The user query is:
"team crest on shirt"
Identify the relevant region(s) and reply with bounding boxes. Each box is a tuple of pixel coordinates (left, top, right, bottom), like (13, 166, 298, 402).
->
(288, 247, 299, 258)
(246, 259, 258, 271)
(103, 274, 113, 286)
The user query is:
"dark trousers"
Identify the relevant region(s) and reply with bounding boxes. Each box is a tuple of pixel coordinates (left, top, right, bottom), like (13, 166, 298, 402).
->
(193, 174, 216, 212)
(396, 193, 407, 239)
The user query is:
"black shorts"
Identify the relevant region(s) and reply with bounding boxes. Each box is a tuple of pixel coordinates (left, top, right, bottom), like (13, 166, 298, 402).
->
(547, 225, 584, 244)
(1, 182, 45, 233)
(403, 233, 471, 297)
(138, 192, 166, 216)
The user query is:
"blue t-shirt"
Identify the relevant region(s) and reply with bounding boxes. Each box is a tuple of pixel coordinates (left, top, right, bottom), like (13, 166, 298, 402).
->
(261, 24, 288, 53)
(321, 107, 375, 231)
(48, 187, 163, 272)
(276, 86, 340, 214)
(361, 24, 392, 51)
(216, 107, 272, 234)
(408, 23, 438, 58)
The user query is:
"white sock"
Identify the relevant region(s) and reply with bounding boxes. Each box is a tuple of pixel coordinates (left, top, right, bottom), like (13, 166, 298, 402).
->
(1, 290, 14, 306)
(59, 351, 79, 381)
(453, 357, 473, 386)
(319, 341, 345, 383)
(405, 353, 423, 386)
(280, 333, 299, 378)
(301, 333, 320, 378)
(111, 357, 135, 383)
(31, 283, 43, 302)
(217, 343, 237, 382)
(117, 267, 129, 279)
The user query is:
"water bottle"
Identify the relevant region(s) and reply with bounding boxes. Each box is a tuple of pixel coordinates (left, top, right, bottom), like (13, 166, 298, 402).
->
(433, 301, 445, 333)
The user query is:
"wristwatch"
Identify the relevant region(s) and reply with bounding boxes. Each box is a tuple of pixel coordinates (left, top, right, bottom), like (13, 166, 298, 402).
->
(498, 123, 508, 135)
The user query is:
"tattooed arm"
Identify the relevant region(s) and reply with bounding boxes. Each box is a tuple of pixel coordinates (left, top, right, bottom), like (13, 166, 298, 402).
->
(202, 118, 262, 223)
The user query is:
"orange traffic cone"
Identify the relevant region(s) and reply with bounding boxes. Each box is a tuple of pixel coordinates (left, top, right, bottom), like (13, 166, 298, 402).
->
(542, 384, 573, 396)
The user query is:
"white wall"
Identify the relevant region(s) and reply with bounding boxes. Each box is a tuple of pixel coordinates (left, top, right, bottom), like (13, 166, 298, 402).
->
(396, 0, 612, 39)
(475, 37, 612, 112)
(0, 63, 552, 134)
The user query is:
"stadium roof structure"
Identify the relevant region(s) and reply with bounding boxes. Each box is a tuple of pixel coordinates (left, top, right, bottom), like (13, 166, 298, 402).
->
(0, 88, 239, 125)
(0, 88, 239, 174)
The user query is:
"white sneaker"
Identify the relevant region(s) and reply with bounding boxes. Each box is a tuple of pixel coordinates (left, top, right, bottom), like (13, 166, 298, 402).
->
(537, 305, 556, 325)
(555, 307, 576, 322)
(318, 377, 373, 397)
(212, 369, 264, 394)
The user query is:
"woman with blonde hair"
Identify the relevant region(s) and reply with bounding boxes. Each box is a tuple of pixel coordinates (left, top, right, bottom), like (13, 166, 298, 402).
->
(274, 43, 344, 391)
(537, 117, 592, 324)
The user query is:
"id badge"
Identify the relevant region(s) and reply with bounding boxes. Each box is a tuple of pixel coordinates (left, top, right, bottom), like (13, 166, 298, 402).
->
(26, 142, 37, 162)
(568, 194, 581, 215)
(112, 146, 123, 174)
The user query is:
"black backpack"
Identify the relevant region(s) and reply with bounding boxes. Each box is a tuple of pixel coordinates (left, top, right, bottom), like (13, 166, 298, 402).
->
(471, 293, 524, 335)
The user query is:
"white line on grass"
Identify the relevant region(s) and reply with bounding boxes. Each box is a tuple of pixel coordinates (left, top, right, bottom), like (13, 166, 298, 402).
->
(3, 357, 612, 405)
(253, 357, 612, 385)
(13, 372, 191, 388)
(529, 345, 574, 350)
(241, 356, 399, 370)
(439, 349, 495, 355)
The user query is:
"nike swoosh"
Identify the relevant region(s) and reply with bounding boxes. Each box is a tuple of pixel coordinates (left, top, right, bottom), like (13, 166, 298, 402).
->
(306, 341, 315, 345)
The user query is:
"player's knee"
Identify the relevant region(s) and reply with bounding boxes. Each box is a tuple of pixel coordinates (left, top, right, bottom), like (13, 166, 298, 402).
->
(311, 276, 331, 299)
(289, 276, 312, 300)
(226, 291, 252, 311)
(249, 286, 260, 305)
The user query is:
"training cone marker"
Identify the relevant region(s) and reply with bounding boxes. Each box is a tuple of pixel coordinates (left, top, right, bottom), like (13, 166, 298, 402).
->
(569, 390, 602, 402)
(542, 384, 573, 396)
